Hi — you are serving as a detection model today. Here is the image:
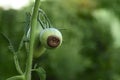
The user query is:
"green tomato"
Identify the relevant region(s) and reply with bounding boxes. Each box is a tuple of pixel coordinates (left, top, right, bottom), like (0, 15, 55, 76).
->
(40, 28, 62, 49)
(26, 23, 46, 58)
(26, 25, 62, 58)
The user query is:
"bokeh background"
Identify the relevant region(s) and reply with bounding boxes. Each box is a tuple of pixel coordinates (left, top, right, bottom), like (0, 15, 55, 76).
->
(0, 0, 120, 80)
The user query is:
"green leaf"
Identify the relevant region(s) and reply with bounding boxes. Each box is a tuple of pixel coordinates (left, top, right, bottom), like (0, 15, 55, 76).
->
(33, 67, 46, 80)
(6, 75, 24, 80)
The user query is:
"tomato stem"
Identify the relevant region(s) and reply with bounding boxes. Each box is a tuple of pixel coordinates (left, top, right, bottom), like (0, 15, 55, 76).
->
(25, 0, 41, 80)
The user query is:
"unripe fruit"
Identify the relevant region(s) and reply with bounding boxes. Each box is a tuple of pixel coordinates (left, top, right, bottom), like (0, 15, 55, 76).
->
(40, 28, 62, 49)
(26, 23, 46, 58)
(26, 26, 62, 58)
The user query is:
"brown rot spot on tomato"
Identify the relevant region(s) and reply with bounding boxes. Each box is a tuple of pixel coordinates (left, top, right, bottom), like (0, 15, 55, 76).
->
(47, 35, 60, 48)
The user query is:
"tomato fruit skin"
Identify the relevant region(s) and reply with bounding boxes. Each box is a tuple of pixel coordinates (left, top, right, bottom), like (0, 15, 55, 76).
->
(40, 28, 62, 49)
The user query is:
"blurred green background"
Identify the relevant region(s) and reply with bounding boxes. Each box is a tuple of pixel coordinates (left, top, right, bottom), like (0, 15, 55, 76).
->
(0, 0, 120, 80)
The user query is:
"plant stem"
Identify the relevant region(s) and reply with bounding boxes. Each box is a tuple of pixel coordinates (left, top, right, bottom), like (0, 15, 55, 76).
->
(25, 0, 40, 80)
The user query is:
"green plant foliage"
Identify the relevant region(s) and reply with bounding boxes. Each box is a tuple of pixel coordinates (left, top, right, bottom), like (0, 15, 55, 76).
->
(0, 0, 120, 80)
